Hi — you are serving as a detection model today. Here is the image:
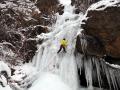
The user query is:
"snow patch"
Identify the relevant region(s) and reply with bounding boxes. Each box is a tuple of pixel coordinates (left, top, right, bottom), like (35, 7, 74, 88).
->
(59, 0, 71, 5)
(29, 72, 72, 90)
(0, 85, 12, 90)
(0, 61, 11, 77)
(88, 0, 120, 11)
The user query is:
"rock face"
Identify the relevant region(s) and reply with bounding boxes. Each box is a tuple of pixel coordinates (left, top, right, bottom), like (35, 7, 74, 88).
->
(75, 34, 105, 57)
(79, 2, 120, 58)
(76, 1, 120, 89)
(0, 0, 62, 65)
(34, 0, 64, 25)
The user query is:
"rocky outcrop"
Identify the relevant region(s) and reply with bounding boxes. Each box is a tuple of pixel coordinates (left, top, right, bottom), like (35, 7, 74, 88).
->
(76, 1, 120, 89)
(75, 34, 105, 57)
(77, 1, 120, 58)
(0, 0, 65, 65)
(33, 0, 64, 26)
(0, 0, 63, 65)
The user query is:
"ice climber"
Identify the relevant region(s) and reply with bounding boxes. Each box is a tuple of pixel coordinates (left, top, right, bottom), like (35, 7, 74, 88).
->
(57, 38, 68, 53)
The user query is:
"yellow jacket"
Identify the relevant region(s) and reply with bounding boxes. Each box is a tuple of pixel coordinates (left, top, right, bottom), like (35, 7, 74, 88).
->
(60, 39, 68, 47)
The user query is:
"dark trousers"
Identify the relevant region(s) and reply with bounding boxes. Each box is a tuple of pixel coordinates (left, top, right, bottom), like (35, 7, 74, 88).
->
(57, 45, 66, 53)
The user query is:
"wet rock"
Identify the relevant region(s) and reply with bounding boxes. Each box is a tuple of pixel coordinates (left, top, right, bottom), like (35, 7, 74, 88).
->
(81, 6, 120, 58)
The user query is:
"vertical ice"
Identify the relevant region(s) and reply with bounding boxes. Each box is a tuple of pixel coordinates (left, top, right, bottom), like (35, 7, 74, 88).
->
(32, 3, 84, 90)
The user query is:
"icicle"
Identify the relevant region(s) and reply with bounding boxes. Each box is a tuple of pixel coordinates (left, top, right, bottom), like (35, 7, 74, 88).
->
(109, 69, 118, 90)
(80, 34, 87, 55)
(93, 57, 102, 88)
(81, 55, 93, 87)
(100, 60, 112, 90)
(75, 53, 83, 75)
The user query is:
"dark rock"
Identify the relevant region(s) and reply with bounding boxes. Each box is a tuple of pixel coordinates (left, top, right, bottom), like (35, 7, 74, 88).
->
(81, 6, 120, 58)
(57, 4, 64, 15)
(29, 26, 48, 38)
(34, 0, 63, 25)
(6, 32, 22, 49)
(36, 0, 59, 14)
(78, 68, 87, 87)
(75, 34, 105, 57)
(0, 0, 54, 64)
(76, 4, 120, 89)
(104, 56, 120, 65)
(74, 9, 81, 14)
(75, 35, 83, 54)
(11, 68, 15, 76)
(21, 26, 49, 39)
(19, 39, 37, 63)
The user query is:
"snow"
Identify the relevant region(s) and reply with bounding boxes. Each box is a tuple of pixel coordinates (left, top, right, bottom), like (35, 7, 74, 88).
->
(0, 61, 11, 77)
(0, 4, 6, 8)
(59, 0, 71, 5)
(11, 64, 36, 81)
(104, 60, 120, 69)
(10, 63, 38, 89)
(0, 85, 12, 90)
(88, 0, 120, 11)
(0, 75, 8, 87)
(29, 72, 72, 90)
(34, 8, 41, 14)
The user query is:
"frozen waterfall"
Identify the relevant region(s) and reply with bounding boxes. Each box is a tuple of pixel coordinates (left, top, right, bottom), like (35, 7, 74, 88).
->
(31, 1, 120, 90)
(32, 4, 83, 90)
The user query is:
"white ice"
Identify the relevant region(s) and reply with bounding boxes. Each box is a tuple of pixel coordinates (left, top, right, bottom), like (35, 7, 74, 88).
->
(59, 0, 71, 5)
(32, 4, 84, 90)
(29, 72, 72, 90)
